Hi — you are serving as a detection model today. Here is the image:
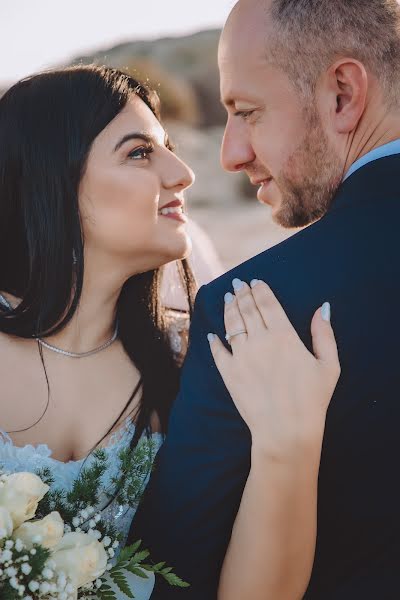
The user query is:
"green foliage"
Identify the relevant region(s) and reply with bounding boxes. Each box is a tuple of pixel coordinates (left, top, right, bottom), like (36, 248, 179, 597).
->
(27, 543, 52, 574)
(0, 581, 20, 600)
(67, 449, 108, 508)
(101, 539, 190, 600)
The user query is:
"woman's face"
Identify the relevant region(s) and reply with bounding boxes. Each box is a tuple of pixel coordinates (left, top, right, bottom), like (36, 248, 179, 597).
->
(79, 95, 195, 275)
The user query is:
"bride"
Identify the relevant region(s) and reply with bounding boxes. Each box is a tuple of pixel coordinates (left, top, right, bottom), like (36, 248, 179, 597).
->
(0, 65, 340, 599)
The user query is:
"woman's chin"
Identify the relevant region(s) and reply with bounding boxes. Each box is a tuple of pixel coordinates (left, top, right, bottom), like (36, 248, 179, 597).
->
(151, 236, 193, 270)
(167, 235, 193, 263)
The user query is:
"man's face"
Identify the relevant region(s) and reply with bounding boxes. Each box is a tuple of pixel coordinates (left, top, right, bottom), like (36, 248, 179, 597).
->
(219, 1, 343, 228)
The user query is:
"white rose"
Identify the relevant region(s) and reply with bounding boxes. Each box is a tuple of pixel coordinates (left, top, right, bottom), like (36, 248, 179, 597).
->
(0, 473, 49, 528)
(0, 506, 13, 538)
(52, 532, 108, 588)
(13, 512, 64, 549)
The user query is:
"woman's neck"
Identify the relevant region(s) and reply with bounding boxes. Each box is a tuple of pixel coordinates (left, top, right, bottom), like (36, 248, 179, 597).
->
(43, 270, 123, 354)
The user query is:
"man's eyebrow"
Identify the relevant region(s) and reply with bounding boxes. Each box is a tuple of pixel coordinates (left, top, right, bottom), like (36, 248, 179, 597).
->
(220, 96, 235, 108)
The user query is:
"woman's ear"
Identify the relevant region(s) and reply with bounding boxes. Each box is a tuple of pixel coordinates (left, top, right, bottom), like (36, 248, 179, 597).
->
(324, 59, 368, 134)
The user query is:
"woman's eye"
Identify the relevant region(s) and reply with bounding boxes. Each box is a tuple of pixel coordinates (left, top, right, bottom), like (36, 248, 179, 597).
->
(127, 146, 153, 160)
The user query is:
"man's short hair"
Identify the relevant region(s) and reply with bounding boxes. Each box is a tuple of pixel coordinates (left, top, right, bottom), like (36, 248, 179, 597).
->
(268, 0, 400, 104)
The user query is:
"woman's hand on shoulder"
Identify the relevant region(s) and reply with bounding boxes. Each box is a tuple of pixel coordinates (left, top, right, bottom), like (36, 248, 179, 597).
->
(208, 279, 341, 458)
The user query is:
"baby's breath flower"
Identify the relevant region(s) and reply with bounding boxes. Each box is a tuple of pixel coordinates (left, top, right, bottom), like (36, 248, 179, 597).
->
(28, 581, 39, 593)
(1, 549, 12, 562)
(5, 566, 17, 577)
(39, 581, 50, 594)
(21, 563, 32, 575)
(14, 538, 24, 552)
(30, 548, 36, 555)
(91, 529, 102, 540)
(102, 536, 111, 547)
(31, 534, 42, 544)
(42, 567, 53, 579)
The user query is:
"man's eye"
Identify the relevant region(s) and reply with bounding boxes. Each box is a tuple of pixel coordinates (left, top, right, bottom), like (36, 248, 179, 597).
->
(234, 110, 254, 120)
(127, 146, 153, 160)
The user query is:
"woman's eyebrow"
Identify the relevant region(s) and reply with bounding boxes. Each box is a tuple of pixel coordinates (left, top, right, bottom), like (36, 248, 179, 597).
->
(113, 132, 155, 152)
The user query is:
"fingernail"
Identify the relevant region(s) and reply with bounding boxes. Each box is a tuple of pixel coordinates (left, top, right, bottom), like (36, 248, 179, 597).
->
(232, 278, 244, 291)
(225, 292, 234, 304)
(207, 333, 216, 343)
(250, 279, 260, 288)
(321, 302, 331, 322)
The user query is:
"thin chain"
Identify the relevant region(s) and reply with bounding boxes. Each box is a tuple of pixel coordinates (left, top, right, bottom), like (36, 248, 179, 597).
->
(0, 292, 118, 358)
(37, 326, 118, 358)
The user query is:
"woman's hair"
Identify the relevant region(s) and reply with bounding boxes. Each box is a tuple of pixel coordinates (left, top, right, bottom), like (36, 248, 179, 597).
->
(0, 64, 196, 446)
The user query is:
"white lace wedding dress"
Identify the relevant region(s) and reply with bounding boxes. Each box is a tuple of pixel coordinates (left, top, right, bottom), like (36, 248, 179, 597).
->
(0, 307, 189, 600)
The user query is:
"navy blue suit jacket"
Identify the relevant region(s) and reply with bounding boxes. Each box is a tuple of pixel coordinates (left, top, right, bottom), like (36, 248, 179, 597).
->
(130, 156, 400, 599)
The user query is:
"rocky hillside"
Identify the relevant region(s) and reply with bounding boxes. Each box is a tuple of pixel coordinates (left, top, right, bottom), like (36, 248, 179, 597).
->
(71, 29, 225, 127)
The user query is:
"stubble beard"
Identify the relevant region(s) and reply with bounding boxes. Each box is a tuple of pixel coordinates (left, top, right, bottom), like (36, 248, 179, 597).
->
(274, 109, 343, 229)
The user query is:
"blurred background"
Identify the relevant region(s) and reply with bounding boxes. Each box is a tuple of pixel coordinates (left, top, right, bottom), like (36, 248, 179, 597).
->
(0, 0, 294, 272)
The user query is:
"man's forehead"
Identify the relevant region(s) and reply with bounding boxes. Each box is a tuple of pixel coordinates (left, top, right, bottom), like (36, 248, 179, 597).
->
(219, 47, 271, 106)
(218, 0, 272, 71)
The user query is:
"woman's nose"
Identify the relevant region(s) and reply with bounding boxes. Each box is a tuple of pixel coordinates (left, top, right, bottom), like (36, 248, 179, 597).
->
(163, 153, 195, 190)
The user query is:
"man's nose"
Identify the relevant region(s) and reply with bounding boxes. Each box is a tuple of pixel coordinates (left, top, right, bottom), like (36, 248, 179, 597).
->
(220, 118, 255, 172)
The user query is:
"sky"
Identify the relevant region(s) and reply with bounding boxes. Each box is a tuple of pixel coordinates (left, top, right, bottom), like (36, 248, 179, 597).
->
(0, 0, 237, 85)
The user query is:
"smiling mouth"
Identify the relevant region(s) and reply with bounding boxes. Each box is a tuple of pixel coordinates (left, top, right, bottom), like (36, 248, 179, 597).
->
(158, 205, 187, 223)
(252, 177, 272, 187)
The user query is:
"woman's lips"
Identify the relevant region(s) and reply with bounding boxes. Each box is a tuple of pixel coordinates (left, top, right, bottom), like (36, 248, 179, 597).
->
(158, 206, 188, 223)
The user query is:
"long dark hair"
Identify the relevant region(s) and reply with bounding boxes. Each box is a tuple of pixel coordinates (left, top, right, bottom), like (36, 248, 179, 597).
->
(0, 64, 196, 446)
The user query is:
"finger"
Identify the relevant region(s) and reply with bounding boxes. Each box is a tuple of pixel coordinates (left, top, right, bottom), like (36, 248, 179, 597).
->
(232, 278, 266, 335)
(249, 279, 293, 331)
(311, 303, 341, 377)
(224, 291, 247, 347)
(207, 333, 232, 375)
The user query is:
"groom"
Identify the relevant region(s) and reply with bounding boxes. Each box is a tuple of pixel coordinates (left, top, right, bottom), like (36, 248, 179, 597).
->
(131, 0, 400, 598)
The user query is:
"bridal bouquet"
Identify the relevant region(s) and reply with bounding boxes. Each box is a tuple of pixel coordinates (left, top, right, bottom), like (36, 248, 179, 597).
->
(0, 441, 188, 599)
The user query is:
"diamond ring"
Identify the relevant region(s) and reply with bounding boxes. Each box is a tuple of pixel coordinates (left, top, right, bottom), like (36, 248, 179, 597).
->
(225, 329, 247, 344)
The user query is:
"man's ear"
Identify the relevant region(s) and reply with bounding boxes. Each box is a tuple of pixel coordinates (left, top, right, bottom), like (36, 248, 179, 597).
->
(324, 59, 368, 134)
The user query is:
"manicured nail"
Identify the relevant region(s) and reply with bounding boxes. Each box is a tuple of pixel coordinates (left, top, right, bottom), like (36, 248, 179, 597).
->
(321, 302, 331, 322)
(250, 279, 260, 288)
(207, 333, 216, 343)
(225, 292, 234, 304)
(232, 278, 244, 292)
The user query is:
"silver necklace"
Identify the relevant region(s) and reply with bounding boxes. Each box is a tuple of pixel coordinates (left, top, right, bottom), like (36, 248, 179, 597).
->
(0, 292, 118, 358)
